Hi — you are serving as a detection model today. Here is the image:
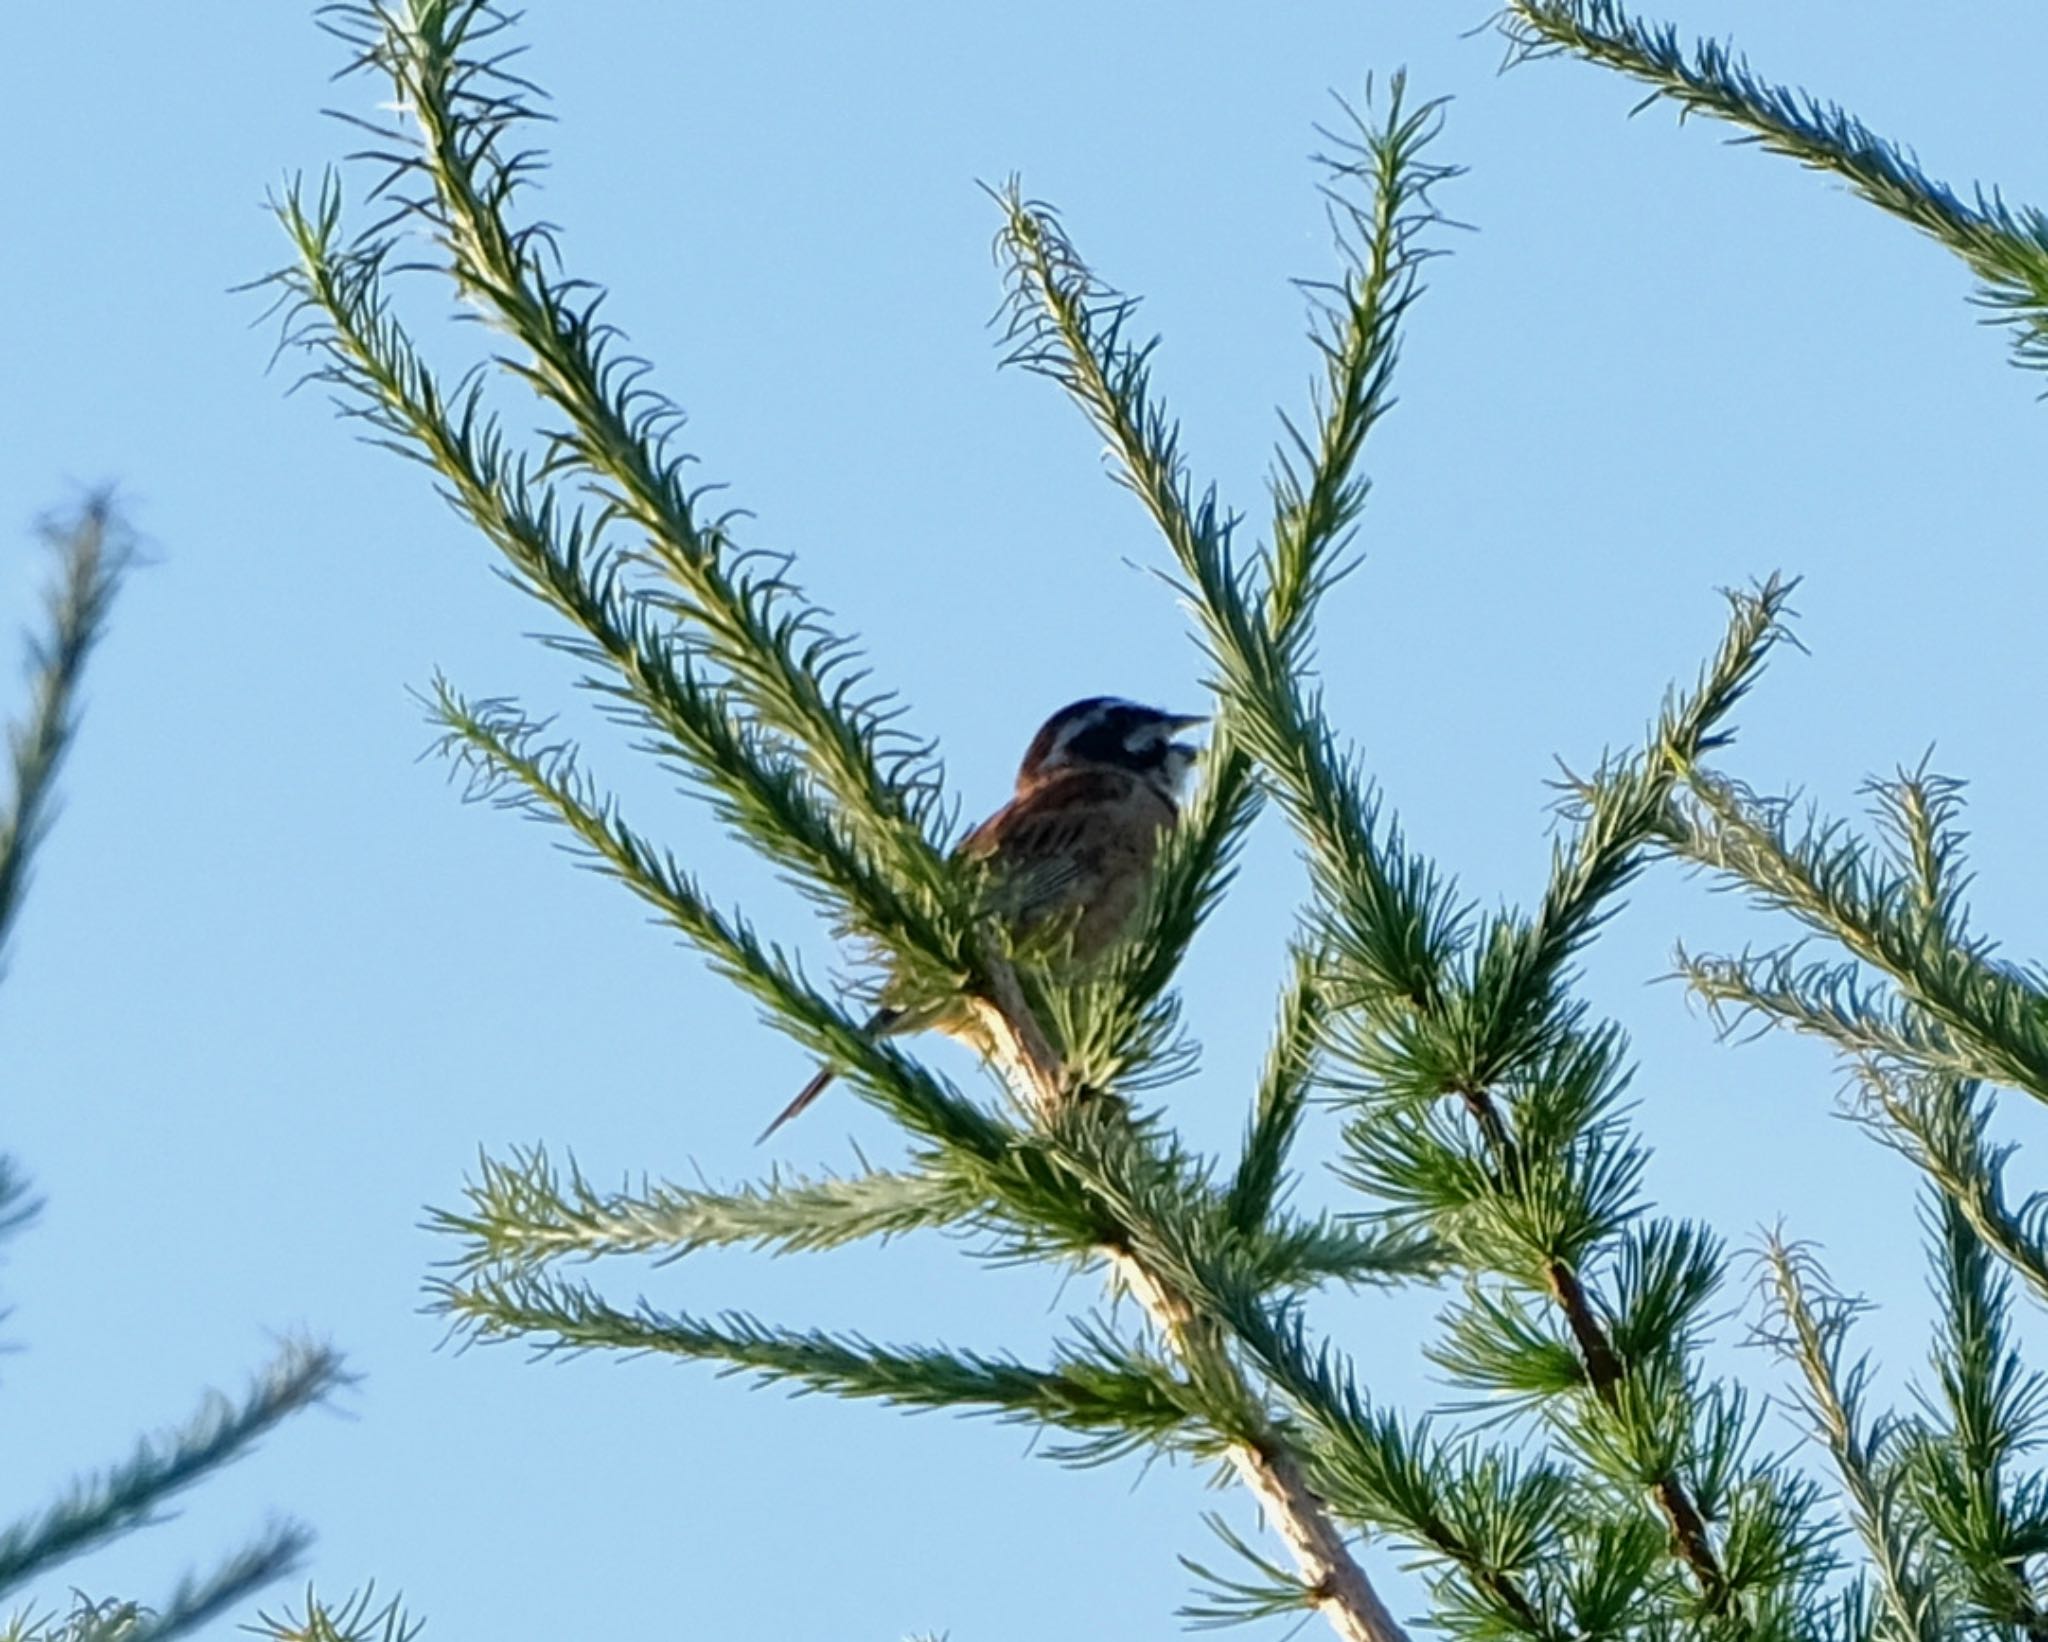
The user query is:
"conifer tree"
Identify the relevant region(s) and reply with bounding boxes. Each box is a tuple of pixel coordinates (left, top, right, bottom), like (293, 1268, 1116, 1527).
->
(2, 499, 347, 1642)
(267, 3, 2048, 1637)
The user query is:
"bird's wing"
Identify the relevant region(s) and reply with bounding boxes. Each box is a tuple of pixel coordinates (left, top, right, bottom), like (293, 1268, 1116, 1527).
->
(957, 768, 1159, 926)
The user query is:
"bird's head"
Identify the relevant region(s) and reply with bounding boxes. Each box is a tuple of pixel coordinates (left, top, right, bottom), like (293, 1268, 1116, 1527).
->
(1017, 697, 1206, 801)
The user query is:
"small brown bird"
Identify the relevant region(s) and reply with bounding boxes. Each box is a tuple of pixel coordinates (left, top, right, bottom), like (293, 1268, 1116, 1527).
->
(760, 697, 1204, 1139)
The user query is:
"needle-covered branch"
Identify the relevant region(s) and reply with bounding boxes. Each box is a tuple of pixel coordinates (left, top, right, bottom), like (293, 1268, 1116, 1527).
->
(0, 1157, 37, 1254)
(0, 497, 129, 968)
(315, 2, 953, 883)
(1326, 579, 1789, 1114)
(1180, 1513, 1336, 1634)
(1502, 0, 2048, 376)
(1675, 943, 1975, 1084)
(1227, 946, 1331, 1233)
(1666, 770, 2048, 1106)
(75, 1529, 327, 1642)
(1269, 80, 1458, 639)
(1903, 1195, 2048, 1632)
(268, 196, 969, 999)
(1, 498, 345, 1636)
(1323, 586, 1835, 1623)
(431, 1145, 985, 1275)
(428, 684, 1005, 1155)
(1211, 1300, 1571, 1637)
(1757, 1237, 1945, 1642)
(1859, 1073, 2048, 1312)
(0, 1534, 319, 1642)
(0, 1342, 345, 1603)
(255, 1586, 423, 1642)
(435, 1272, 1214, 1463)
(960, 964, 1413, 1642)
(432, 1135, 1438, 1296)
(1468, 578, 1795, 1087)
(1678, 948, 2048, 1316)
(1667, 755, 2048, 1323)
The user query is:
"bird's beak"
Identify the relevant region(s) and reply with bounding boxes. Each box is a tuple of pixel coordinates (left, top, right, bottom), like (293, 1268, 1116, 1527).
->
(1165, 713, 1208, 732)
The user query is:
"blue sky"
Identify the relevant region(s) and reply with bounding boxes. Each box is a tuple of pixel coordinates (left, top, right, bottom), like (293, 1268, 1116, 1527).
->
(5, 3, 2047, 1637)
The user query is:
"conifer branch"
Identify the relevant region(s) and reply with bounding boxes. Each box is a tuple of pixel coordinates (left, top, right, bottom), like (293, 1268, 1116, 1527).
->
(1207, 1303, 1565, 1635)
(437, 1271, 1211, 1461)
(1470, 579, 1794, 1085)
(1330, 583, 1820, 1622)
(1226, 945, 1329, 1233)
(0, 1342, 345, 1602)
(158, 1535, 318, 1642)
(1, 1534, 314, 1642)
(268, 200, 968, 996)
(317, 1, 954, 880)
(1180, 1512, 1330, 1632)
(427, 685, 1005, 1153)
(1675, 944, 1981, 1084)
(0, 499, 335, 1635)
(0, 1157, 38, 1253)
(1858, 1073, 2048, 1312)
(1681, 953, 2048, 1309)
(1501, 0, 2048, 376)
(1904, 1194, 2048, 1632)
(68, 1527, 325, 1642)
(255, 1585, 422, 1642)
(1268, 86, 1452, 640)
(1758, 1237, 1945, 1642)
(432, 1137, 1437, 1301)
(1665, 772, 2048, 1105)
(1442, 1074, 1736, 1613)
(431, 1145, 983, 1273)
(967, 959, 1413, 1642)
(1668, 764, 2048, 1311)
(1550, 1252, 1728, 1606)
(0, 496, 129, 969)
(1254, 1218, 1448, 1295)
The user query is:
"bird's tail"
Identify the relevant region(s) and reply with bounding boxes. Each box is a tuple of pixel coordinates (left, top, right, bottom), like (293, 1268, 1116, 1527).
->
(756, 1006, 904, 1143)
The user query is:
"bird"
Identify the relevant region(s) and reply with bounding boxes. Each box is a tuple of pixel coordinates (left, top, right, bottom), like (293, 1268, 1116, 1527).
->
(759, 696, 1205, 1140)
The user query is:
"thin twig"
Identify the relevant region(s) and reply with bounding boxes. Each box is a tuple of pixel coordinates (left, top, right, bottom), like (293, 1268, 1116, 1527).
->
(1462, 1075, 1730, 1612)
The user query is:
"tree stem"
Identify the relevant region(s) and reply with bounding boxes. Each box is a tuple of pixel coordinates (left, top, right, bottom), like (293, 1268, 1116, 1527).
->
(971, 959, 1411, 1642)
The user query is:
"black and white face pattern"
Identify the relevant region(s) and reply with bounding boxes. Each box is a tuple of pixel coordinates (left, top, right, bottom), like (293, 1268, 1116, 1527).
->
(1019, 697, 1205, 799)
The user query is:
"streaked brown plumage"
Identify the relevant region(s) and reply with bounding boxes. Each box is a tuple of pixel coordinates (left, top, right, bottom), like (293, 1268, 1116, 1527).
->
(759, 698, 1202, 1140)
(960, 763, 1180, 956)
